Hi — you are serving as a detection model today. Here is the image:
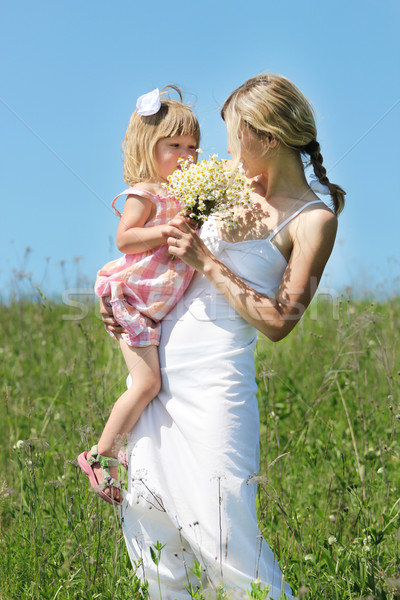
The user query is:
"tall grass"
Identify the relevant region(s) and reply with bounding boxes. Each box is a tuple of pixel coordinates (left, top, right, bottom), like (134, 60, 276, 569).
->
(0, 290, 399, 599)
(255, 295, 400, 599)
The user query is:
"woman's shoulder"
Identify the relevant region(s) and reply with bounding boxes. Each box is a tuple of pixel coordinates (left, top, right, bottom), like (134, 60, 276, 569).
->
(301, 197, 337, 225)
(292, 198, 338, 246)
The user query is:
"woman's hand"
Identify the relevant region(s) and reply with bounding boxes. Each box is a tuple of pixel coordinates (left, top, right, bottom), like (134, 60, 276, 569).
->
(99, 297, 124, 335)
(163, 215, 214, 272)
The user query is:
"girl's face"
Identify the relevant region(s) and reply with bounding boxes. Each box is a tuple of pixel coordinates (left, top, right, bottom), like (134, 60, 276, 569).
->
(154, 135, 197, 182)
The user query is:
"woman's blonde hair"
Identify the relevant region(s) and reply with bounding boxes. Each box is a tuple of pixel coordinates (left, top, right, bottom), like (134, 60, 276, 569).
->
(221, 74, 345, 215)
(123, 85, 201, 185)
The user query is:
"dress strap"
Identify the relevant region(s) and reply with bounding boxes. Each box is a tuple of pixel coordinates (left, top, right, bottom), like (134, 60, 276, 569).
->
(111, 187, 155, 217)
(267, 200, 323, 241)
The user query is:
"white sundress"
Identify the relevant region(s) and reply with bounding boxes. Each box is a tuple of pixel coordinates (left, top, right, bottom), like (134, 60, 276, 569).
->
(120, 201, 322, 599)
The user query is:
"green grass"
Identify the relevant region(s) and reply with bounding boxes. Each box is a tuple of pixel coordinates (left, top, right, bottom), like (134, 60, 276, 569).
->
(0, 291, 399, 599)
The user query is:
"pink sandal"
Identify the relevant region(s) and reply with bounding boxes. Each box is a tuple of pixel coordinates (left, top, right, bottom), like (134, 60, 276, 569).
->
(78, 445, 122, 505)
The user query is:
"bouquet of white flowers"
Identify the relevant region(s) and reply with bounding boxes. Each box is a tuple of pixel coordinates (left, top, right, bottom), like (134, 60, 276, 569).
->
(162, 154, 252, 229)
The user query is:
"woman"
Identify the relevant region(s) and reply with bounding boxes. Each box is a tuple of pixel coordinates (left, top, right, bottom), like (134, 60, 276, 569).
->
(101, 74, 345, 599)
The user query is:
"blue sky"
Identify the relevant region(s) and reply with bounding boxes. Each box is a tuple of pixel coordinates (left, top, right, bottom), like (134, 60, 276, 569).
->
(1, 0, 399, 303)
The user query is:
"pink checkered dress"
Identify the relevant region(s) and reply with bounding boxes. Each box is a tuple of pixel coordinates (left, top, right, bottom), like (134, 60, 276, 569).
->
(95, 188, 194, 347)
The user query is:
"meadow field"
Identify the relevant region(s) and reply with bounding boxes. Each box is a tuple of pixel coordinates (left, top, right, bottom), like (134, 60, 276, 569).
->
(0, 291, 399, 599)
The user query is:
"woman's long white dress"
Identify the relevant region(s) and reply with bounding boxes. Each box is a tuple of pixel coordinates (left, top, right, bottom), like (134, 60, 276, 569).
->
(120, 206, 318, 599)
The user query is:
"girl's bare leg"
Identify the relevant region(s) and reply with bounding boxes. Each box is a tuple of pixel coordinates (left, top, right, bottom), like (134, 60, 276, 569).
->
(92, 338, 161, 501)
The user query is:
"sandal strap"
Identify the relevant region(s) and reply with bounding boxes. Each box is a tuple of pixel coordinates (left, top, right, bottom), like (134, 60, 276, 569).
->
(98, 474, 122, 491)
(87, 445, 120, 468)
(87, 444, 122, 491)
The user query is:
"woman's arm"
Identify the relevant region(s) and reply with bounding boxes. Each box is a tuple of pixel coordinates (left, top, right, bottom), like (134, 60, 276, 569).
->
(116, 189, 169, 254)
(165, 209, 337, 342)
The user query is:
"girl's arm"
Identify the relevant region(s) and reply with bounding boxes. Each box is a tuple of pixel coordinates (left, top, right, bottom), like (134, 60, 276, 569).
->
(116, 188, 169, 254)
(164, 209, 337, 342)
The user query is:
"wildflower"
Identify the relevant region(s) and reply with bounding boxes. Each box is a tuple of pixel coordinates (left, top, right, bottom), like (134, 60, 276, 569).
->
(304, 554, 314, 562)
(45, 480, 65, 490)
(13, 440, 25, 450)
(162, 154, 252, 229)
(328, 535, 337, 545)
(0, 481, 13, 500)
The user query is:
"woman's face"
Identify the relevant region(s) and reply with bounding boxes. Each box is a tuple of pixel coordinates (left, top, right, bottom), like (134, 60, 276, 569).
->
(230, 126, 269, 179)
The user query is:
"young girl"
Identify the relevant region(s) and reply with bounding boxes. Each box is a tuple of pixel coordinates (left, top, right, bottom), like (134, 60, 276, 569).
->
(78, 86, 200, 504)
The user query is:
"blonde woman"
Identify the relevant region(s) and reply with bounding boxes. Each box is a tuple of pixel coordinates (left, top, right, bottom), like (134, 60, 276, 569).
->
(101, 74, 345, 598)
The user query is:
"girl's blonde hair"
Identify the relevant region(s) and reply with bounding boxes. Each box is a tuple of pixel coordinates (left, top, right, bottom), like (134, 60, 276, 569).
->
(221, 74, 345, 215)
(123, 85, 201, 185)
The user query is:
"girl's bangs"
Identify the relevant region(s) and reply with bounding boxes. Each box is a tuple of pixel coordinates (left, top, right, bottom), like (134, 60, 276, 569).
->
(162, 111, 200, 143)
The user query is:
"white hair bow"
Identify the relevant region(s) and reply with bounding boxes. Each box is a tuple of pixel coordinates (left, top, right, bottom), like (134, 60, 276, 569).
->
(309, 173, 330, 195)
(136, 88, 161, 116)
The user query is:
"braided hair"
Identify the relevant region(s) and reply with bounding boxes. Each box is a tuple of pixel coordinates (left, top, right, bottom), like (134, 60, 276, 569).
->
(302, 139, 345, 215)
